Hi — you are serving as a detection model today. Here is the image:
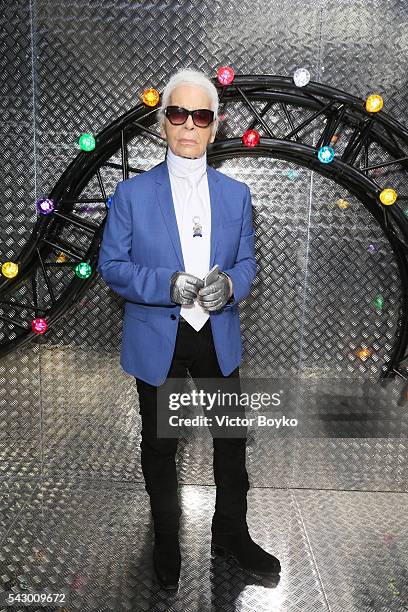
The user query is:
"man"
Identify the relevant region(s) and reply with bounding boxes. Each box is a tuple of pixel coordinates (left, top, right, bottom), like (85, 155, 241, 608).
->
(97, 69, 281, 590)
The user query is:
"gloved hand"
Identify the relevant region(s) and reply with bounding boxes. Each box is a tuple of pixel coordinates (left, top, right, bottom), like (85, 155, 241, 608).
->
(170, 271, 205, 305)
(197, 272, 232, 312)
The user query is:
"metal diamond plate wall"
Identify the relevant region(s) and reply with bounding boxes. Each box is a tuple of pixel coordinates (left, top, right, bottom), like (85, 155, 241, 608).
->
(1, 1, 408, 610)
(1, 0, 408, 487)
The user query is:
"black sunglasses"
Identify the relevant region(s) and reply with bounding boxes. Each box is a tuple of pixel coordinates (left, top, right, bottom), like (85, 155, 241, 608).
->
(164, 106, 215, 128)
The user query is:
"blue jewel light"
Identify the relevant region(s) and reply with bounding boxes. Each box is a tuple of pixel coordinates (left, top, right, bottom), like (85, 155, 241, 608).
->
(287, 169, 298, 180)
(318, 146, 335, 164)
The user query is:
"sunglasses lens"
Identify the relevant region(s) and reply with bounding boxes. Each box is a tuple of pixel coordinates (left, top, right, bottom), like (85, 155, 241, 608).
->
(166, 107, 188, 125)
(165, 107, 214, 127)
(193, 110, 213, 127)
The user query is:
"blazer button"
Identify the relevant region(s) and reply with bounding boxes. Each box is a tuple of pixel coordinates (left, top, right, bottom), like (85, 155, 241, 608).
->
(170, 314, 177, 320)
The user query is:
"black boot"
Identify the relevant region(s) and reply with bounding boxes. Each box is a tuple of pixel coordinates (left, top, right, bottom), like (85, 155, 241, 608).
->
(153, 531, 181, 591)
(211, 527, 281, 576)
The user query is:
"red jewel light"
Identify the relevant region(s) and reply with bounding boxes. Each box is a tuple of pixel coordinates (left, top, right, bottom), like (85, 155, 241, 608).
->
(31, 318, 48, 334)
(217, 66, 235, 85)
(242, 129, 260, 147)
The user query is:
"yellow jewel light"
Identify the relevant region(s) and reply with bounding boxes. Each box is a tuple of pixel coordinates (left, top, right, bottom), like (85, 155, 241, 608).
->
(336, 198, 349, 210)
(365, 94, 383, 113)
(379, 188, 397, 206)
(142, 88, 160, 107)
(1, 261, 19, 278)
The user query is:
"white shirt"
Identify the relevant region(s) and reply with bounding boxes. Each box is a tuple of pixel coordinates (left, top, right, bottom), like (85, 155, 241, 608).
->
(166, 147, 211, 331)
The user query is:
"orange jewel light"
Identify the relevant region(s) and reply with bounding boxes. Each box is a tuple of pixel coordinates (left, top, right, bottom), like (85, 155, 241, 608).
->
(356, 348, 372, 361)
(142, 88, 160, 107)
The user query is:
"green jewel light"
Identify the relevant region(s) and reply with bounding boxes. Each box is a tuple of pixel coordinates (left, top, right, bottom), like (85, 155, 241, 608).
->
(75, 262, 92, 279)
(374, 294, 384, 310)
(78, 133, 96, 151)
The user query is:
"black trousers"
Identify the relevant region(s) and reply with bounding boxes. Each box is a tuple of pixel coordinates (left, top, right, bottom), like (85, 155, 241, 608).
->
(135, 317, 250, 535)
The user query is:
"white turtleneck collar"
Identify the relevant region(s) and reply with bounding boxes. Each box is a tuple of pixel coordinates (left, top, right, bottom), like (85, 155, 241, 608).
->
(166, 146, 207, 183)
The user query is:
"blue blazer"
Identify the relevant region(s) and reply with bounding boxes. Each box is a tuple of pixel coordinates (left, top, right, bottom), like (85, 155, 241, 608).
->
(97, 159, 257, 386)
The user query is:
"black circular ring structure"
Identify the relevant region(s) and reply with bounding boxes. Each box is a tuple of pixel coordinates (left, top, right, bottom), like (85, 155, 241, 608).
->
(1, 74, 408, 385)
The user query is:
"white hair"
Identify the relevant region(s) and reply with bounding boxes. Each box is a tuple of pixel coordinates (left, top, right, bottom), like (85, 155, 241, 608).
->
(158, 69, 219, 139)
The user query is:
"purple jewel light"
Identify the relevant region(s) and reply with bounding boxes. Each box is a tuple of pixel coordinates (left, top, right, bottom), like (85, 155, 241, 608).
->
(36, 197, 55, 215)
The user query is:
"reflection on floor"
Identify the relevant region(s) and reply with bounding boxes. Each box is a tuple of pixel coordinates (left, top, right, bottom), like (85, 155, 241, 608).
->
(0, 480, 407, 611)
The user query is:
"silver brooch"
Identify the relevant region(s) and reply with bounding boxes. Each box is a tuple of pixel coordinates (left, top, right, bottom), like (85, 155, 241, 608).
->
(192, 215, 202, 237)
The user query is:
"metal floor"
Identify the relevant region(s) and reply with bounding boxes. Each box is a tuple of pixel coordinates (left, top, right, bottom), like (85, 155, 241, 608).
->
(1, 479, 407, 612)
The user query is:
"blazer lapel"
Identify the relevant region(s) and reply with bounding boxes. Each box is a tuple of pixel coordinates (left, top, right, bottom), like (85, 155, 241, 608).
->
(155, 160, 222, 272)
(155, 161, 185, 270)
(207, 165, 222, 269)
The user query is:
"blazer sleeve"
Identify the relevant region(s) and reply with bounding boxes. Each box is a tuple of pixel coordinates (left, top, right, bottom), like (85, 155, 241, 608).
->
(96, 181, 177, 305)
(222, 184, 258, 307)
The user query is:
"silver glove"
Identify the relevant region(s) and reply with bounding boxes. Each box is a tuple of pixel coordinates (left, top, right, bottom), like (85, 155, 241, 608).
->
(197, 272, 232, 311)
(170, 271, 205, 305)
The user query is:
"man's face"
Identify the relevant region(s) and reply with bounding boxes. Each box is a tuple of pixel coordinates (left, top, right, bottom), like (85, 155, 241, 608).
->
(160, 84, 215, 159)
